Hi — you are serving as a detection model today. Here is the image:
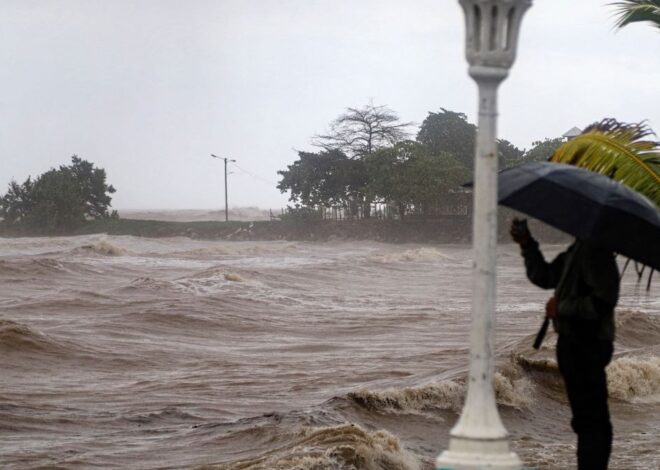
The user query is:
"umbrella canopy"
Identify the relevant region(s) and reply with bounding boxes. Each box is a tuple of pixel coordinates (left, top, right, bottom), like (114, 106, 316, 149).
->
(498, 162, 660, 270)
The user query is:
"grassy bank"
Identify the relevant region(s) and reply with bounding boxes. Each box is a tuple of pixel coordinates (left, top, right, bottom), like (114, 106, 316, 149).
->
(79, 217, 474, 243)
(0, 213, 569, 244)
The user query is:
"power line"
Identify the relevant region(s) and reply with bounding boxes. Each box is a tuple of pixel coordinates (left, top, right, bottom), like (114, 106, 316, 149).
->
(232, 162, 278, 185)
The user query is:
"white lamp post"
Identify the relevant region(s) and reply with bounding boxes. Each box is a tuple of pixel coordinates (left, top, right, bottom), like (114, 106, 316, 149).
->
(436, 1, 531, 469)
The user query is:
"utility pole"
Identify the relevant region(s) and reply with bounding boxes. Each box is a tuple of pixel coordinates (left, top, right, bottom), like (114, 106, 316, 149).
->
(211, 154, 236, 222)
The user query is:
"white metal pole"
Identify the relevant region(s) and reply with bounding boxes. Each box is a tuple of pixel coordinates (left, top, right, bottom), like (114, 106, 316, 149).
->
(436, 73, 520, 470)
(436, 1, 531, 468)
(461, 78, 505, 442)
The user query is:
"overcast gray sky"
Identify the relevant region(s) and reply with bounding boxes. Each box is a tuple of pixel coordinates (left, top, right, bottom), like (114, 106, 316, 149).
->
(2, 0, 659, 210)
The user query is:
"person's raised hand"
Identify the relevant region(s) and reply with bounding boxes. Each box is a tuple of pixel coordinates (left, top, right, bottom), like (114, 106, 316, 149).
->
(510, 218, 532, 247)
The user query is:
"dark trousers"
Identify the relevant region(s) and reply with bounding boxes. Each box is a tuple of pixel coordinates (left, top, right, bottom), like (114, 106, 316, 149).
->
(557, 334, 614, 470)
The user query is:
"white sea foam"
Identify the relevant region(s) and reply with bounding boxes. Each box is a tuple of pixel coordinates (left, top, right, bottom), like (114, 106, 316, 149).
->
(223, 273, 245, 282)
(607, 356, 660, 402)
(494, 372, 535, 408)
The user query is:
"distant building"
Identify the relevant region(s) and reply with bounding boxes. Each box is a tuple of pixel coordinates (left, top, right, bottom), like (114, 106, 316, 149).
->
(562, 126, 582, 141)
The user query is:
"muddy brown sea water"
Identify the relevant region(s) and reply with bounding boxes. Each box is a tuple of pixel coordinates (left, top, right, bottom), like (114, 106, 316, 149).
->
(0, 236, 658, 469)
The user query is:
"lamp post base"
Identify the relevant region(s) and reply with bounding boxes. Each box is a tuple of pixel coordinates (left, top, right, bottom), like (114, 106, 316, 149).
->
(436, 436, 522, 470)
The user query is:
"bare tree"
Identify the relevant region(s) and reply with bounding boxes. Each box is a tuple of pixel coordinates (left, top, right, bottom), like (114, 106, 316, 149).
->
(313, 102, 412, 158)
(311, 102, 412, 218)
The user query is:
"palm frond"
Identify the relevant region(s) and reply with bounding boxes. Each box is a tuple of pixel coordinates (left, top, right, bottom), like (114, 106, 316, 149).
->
(611, 0, 660, 30)
(549, 119, 660, 206)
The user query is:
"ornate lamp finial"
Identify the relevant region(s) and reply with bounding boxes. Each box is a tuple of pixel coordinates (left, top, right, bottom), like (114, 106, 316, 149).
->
(459, 0, 532, 79)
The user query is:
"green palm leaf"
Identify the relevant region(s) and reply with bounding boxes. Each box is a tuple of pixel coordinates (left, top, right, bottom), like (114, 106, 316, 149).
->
(549, 119, 660, 206)
(611, 0, 660, 30)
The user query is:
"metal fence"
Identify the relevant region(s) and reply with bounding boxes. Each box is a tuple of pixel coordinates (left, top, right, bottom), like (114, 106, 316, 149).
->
(271, 192, 472, 221)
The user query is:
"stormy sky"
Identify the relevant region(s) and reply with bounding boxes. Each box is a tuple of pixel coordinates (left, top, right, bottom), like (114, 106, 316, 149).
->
(2, 0, 659, 210)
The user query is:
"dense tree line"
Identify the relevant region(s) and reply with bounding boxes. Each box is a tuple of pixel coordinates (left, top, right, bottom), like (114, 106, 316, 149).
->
(0, 156, 116, 233)
(279, 0, 660, 219)
(277, 103, 563, 218)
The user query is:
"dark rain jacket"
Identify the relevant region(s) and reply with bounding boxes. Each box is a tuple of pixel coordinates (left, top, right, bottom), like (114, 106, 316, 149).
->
(520, 239, 620, 341)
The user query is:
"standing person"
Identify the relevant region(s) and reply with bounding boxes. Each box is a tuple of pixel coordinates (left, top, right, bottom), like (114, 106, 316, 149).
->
(510, 218, 620, 470)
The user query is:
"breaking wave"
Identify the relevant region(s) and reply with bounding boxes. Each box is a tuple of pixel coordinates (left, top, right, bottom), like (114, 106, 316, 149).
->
(494, 372, 535, 408)
(371, 247, 453, 264)
(124, 270, 247, 294)
(347, 372, 533, 415)
(206, 423, 421, 470)
(170, 242, 299, 259)
(224, 273, 245, 282)
(616, 310, 660, 349)
(78, 240, 128, 256)
(126, 276, 174, 290)
(124, 407, 203, 424)
(607, 356, 660, 402)
(170, 246, 232, 257)
(172, 269, 249, 294)
(348, 380, 464, 414)
(0, 320, 66, 354)
(0, 258, 69, 276)
(513, 353, 558, 373)
(509, 311, 660, 403)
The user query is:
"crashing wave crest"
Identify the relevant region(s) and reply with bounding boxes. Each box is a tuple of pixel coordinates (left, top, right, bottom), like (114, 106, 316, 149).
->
(0, 319, 65, 354)
(607, 356, 660, 402)
(203, 423, 421, 470)
(348, 373, 533, 415)
(372, 247, 452, 264)
(80, 240, 128, 256)
(224, 273, 245, 282)
(348, 380, 464, 413)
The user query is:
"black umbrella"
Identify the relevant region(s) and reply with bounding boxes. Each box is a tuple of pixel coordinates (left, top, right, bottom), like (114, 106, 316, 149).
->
(498, 162, 660, 350)
(498, 161, 660, 271)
